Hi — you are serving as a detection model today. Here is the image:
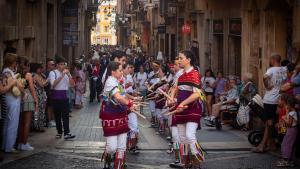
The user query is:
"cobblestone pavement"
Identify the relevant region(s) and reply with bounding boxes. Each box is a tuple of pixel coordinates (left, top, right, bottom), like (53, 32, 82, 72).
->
(0, 97, 299, 169)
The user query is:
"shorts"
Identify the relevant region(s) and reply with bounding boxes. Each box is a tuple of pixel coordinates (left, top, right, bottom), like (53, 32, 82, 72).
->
(262, 103, 278, 121)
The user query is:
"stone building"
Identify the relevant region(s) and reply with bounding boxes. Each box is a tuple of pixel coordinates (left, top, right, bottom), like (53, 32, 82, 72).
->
(91, 0, 117, 45)
(0, 0, 98, 65)
(119, 0, 300, 93)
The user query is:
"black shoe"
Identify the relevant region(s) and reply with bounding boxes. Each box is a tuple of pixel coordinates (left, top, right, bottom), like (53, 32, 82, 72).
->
(169, 161, 183, 168)
(64, 133, 76, 140)
(130, 148, 140, 155)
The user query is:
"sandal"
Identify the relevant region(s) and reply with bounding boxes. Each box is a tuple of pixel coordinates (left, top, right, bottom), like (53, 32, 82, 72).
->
(276, 159, 291, 167)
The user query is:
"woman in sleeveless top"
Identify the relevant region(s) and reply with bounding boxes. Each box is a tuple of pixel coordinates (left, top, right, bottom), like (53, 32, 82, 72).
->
(31, 63, 48, 131)
(17, 56, 38, 151)
(0, 53, 22, 153)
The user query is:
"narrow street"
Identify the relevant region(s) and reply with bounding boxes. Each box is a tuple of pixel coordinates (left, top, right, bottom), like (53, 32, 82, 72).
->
(0, 95, 298, 169)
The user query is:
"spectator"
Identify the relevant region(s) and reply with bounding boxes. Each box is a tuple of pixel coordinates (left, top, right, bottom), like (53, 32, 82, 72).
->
(239, 72, 257, 130)
(45, 58, 56, 128)
(280, 63, 295, 96)
(214, 72, 227, 102)
(201, 69, 216, 119)
(1, 53, 22, 153)
(253, 53, 287, 153)
(206, 78, 239, 126)
(74, 64, 86, 109)
(135, 65, 148, 98)
(277, 96, 298, 167)
(31, 63, 48, 131)
(49, 56, 75, 140)
(89, 59, 101, 103)
(17, 56, 38, 151)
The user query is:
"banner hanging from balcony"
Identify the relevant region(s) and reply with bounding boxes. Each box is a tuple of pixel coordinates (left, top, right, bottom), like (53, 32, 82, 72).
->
(182, 23, 191, 34)
(229, 18, 242, 36)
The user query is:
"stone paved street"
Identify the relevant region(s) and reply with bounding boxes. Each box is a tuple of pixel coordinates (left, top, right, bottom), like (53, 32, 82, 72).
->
(0, 97, 299, 169)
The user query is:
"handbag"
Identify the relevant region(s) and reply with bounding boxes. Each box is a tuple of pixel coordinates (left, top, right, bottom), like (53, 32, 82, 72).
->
(236, 104, 250, 126)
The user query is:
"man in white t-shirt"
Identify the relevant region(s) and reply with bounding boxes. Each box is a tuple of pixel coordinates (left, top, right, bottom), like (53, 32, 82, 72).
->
(49, 57, 76, 140)
(253, 53, 287, 153)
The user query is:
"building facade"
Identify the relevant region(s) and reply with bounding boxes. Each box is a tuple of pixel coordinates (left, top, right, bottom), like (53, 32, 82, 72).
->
(91, 0, 117, 45)
(0, 0, 98, 65)
(118, 0, 300, 94)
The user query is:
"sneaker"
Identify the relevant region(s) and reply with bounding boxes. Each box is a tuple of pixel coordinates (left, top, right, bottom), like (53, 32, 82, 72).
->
(56, 134, 62, 139)
(204, 116, 211, 120)
(5, 148, 19, 153)
(48, 121, 56, 128)
(205, 119, 215, 127)
(64, 133, 76, 140)
(19, 143, 34, 151)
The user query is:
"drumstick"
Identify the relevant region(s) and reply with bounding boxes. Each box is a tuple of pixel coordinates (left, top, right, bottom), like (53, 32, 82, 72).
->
(158, 88, 173, 101)
(165, 110, 178, 116)
(156, 97, 166, 103)
(131, 110, 146, 119)
(162, 105, 176, 114)
(164, 105, 188, 116)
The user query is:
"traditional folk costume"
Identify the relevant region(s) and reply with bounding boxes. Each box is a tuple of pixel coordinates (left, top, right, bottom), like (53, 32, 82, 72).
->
(168, 69, 184, 168)
(155, 82, 169, 134)
(100, 76, 131, 169)
(175, 67, 205, 168)
(124, 74, 139, 153)
(147, 70, 160, 126)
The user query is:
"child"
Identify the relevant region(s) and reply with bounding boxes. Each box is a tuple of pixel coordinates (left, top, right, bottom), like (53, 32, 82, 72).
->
(277, 94, 289, 143)
(277, 96, 298, 167)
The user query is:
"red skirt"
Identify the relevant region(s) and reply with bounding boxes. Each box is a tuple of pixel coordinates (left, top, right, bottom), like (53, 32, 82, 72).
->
(100, 101, 130, 137)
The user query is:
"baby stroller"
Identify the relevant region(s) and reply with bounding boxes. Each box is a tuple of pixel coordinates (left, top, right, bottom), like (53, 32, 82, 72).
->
(247, 94, 265, 146)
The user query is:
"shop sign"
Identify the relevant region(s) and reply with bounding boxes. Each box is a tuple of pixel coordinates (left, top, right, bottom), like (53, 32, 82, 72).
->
(182, 23, 191, 34)
(157, 25, 166, 34)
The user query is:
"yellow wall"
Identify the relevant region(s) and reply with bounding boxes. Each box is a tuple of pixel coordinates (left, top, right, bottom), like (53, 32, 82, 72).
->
(91, 1, 117, 45)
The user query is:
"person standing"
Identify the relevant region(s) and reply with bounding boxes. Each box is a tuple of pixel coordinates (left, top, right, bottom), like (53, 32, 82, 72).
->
(1, 53, 22, 153)
(31, 63, 48, 131)
(17, 56, 38, 151)
(75, 64, 86, 108)
(253, 53, 287, 153)
(90, 59, 101, 102)
(45, 58, 56, 127)
(201, 69, 215, 119)
(100, 61, 135, 168)
(169, 50, 205, 168)
(49, 56, 76, 140)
